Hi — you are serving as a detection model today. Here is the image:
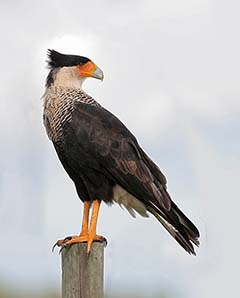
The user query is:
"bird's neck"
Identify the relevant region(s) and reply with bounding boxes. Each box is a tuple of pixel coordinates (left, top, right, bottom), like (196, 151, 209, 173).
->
(47, 67, 86, 90)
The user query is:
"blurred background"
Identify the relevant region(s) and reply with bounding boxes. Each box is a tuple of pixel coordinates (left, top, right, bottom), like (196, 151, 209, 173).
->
(0, 0, 239, 297)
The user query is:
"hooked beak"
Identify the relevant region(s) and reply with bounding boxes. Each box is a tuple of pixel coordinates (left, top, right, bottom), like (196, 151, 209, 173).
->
(77, 61, 104, 80)
(92, 67, 104, 80)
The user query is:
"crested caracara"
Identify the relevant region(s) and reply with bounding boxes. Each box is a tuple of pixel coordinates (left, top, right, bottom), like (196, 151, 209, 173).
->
(43, 50, 200, 254)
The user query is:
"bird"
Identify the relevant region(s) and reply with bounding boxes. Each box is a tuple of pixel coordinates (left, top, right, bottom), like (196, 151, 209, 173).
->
(43, 49, 200, 255)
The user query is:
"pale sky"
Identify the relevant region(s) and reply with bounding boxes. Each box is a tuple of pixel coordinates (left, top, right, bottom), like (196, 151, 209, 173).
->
(0, 1, 239, 297)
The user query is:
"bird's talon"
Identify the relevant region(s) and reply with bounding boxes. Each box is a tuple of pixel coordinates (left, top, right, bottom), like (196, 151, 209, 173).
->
(95, 236, 107, 246)
(103, 237, 108, 247)
(61, 236, 73, 243)
(52, 236, 76, 252)
(52, 241, 61, 252)
(59, 247, 63, 254)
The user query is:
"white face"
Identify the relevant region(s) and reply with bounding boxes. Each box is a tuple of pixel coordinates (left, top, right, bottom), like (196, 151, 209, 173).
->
(52, 66, 86, 89)
(47, 62, 104, 89)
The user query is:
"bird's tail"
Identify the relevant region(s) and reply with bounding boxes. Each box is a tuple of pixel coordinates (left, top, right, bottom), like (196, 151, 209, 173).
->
(147, 200, 200, 255)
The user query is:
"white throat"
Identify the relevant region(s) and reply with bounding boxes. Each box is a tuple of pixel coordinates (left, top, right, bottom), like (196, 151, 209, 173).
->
(52, 66, 85, 89)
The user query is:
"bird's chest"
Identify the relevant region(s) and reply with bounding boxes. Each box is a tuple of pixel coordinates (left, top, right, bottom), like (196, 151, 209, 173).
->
(43, 95, 74, 142)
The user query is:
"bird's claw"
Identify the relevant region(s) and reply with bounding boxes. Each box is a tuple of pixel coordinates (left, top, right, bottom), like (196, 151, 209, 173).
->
(101, 237, 108, 247)
(52, 235, 107, 253)
(52, 236, 73, 252)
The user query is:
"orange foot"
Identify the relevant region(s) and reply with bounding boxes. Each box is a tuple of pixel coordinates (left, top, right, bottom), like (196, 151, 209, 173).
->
(52, 234, 107, 254)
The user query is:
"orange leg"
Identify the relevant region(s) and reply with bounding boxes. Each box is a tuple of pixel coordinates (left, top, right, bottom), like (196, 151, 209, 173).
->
(52, 200, 105, 253)
(79, 201, 90, 237)
(87, 200, 103, 253)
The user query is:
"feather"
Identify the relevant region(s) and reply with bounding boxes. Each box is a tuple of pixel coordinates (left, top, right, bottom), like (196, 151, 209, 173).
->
(147, 204, 196, 255)
(45, 89, 200, 255)
(47, 49, 90, 69)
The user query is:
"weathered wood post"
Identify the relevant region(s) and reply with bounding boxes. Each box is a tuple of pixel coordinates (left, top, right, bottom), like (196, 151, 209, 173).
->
(61, 242, 104, 298)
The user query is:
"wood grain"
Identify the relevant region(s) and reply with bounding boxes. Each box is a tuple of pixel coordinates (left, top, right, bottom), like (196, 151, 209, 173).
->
(61, 242, 104, 298)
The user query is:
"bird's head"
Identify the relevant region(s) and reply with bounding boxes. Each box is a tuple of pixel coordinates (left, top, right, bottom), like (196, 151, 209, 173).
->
(46, 49, 104, 89)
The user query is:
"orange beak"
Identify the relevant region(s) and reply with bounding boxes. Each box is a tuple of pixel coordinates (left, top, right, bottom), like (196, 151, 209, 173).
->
(77, 61, 104, 80)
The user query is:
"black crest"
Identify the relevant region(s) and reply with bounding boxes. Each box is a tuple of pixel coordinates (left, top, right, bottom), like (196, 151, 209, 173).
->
(47, 49, 90, 68)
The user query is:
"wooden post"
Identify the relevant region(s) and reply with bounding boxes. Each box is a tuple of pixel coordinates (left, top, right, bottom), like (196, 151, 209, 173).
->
(61, 242, 104, 298)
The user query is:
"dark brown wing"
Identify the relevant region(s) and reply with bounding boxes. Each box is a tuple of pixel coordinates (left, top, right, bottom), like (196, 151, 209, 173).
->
(59, 101, 200, 254)
(61, 102, 170, 208)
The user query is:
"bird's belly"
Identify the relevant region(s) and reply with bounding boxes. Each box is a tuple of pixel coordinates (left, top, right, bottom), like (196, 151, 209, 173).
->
(112, 184, 149, 218)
